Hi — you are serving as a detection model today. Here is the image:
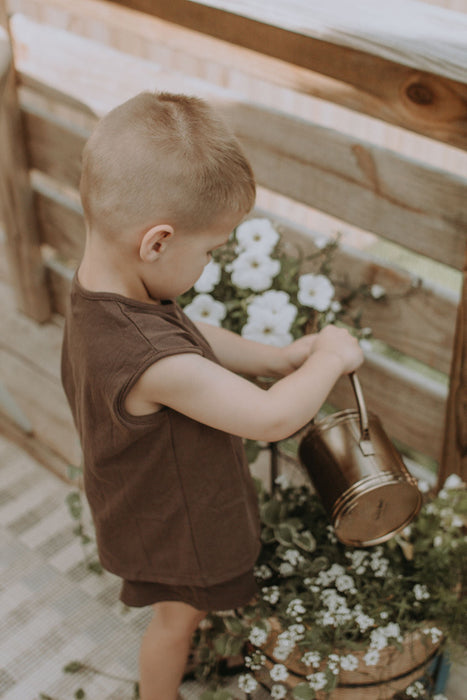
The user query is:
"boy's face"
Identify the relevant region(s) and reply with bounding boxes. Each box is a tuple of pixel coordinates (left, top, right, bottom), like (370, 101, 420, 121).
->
(143, 211, 244, 301)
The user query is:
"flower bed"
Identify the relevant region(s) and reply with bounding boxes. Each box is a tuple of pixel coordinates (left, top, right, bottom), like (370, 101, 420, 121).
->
(193, 475, 467, 700)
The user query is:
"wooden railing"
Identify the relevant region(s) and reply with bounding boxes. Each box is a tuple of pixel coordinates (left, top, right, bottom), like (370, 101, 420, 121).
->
(0, 0, 465, 483)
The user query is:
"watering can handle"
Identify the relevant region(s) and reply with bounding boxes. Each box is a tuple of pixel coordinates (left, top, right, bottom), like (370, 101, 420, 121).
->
(349, 373, 372, 446)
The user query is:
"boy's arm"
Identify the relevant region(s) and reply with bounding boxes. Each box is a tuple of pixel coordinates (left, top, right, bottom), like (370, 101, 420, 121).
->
(195, 321, 317, 378)
(125, 325, 363, 442)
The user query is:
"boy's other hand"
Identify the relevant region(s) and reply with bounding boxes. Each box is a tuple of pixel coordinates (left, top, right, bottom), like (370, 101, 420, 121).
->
(312, 325, 364, 375)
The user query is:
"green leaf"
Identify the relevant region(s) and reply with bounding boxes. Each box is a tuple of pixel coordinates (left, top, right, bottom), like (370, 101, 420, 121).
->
(244, 439, 262, 464)
(66, 492, 82, 520)
(275, 523, 296, 546)
(260, 498, 282, 526)
(292, 683, 315, 699)
(223, 615, 245, 636)
(67, 464, 83, 480)
(63, 661, 85, 674)
(200, 691, 234, 700)
(293, 530, 317, 552)
(74, 690, 86, 699)
(87, 560, 104, 575)
(133, 682, 140, 698)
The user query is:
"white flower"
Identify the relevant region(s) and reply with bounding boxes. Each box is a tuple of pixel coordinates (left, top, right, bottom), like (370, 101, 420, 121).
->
(273, 631, 295, 661)
(330, 300, 342, 313)
(406, 680, 425, 697)
(230, 250, 280, 291)
(354, 611, 375, 632)
(423, 626, 443, 644)
(279, 562, 294, 576)
(241, 314, 293, 347)
(301, 651, 321, 668)
(363, 649, 380, 666)
(286, 599, 306, 617)
(245, 652, 266, 670)
(238, 673, 258, 693)
(283, 549, 304, 567)
(275, 474, 290, 489)
(194, 260, 221, 293)
(183, 293, 226, 326)
(249, 626, 268, 646)
(434, 695, 448, 700)
(255, 564, 273, 580)
(417, 479, 431, 493)
(247, 290, 297, 329)
(335, 574, 357, 594)
(262, 585, 280, 604)
(235, 218, 280, 254)
(270, 664, 289, 682)
(340, 654, 359, 671)
(452, 515, 464, 527)
(297, 273, 335, 310)
(328, 653, 340, 675)
(271, 685, 287, 699)
(414, 584, 430, 601)
(370, 284, 386, 299)
(444, 474, 463, 490)
(307, 671, 327, 691)
(433, 534, 443, 547)
(288, 624, 305, 642)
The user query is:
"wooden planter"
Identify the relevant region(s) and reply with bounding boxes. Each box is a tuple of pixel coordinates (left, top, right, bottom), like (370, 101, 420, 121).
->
(252, 618, 442, 699)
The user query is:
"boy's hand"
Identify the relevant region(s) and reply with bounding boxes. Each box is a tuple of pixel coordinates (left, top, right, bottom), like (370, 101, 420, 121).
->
(281, 333, 318, 374)
(311, 325, 364, 374)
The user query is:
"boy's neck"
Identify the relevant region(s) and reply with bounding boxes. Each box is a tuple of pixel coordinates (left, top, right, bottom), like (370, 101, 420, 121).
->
(78, 239, 159, 305)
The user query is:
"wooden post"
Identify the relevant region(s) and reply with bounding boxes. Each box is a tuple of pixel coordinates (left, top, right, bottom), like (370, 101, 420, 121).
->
(0, 0, 51, 321)
(438, 243, 467, 488)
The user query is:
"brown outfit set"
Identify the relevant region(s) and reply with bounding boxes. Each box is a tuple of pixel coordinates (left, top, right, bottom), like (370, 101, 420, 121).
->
(61, 276, 261, 610)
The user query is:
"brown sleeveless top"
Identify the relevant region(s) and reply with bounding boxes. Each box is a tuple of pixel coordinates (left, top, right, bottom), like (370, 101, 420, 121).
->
(61, 276, 261, 586)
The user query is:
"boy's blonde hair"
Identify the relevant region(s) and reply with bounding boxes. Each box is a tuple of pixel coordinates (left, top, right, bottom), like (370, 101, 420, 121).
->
(80, 91, 256, 238)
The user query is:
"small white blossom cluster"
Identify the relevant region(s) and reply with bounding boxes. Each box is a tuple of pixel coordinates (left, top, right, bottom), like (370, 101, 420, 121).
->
(248, 626, 269, 647)
(345, 546, 390, 578)
(306, 671, 328, 691)
(244, 650, 266, 671)
(423, 626, 443, 644)
(272, 629, 296, 661)
(282, 548, 305, 567)
(301, 650, 321, 668)
(238, 673, 258, 693)
(414, 584, 430, 601)
(271, 685, 287, 699)
(270, 663, 289, 682)
(286, 598, 306, 621)
(405, 680, 426, 697)
(262, 584, 280, 605)
(254, 564, 273, 581)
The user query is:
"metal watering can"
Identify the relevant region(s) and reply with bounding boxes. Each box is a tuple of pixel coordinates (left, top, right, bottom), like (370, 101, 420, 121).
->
(298, 373, 422, 546)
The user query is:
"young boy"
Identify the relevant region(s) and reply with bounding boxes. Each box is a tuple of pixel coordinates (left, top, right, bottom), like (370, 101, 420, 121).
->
(61, 91, 363, 700)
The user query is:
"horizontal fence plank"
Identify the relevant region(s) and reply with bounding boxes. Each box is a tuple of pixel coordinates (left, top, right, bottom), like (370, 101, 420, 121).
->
(102, 0, 467, 151)
(217, 101, 467, 270)
(276, 216, 458, 375)
(22, 105, 90, 190)
(31, 172, 85, 261)
(13, 14, 467, 269)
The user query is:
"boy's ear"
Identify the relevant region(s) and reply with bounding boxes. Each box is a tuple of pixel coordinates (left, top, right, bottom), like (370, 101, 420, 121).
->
(139, 224, 174, 262)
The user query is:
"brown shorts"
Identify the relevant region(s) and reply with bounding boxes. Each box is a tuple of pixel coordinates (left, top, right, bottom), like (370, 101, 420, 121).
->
(120, 569, 258, 611)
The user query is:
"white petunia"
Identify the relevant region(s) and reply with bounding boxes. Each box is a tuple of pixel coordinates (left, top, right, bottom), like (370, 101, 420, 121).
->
(235, 218, 280, 254)
(298, 273, 335, 310)
(444, 474, 463, 490)
(238, 673, 258, 693)
(230, 250, 281, 291)
(241, 314, 293, 347)
(270, 664, 289, 682)
(271, 685, 287, 699)
(183, 294, 226, 326)
(194, 260, 221, 293)
(247, 290, 297, 329)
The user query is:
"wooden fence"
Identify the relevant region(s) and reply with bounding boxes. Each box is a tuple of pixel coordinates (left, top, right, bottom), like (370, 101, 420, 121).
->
(0, 0, 465, 484)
